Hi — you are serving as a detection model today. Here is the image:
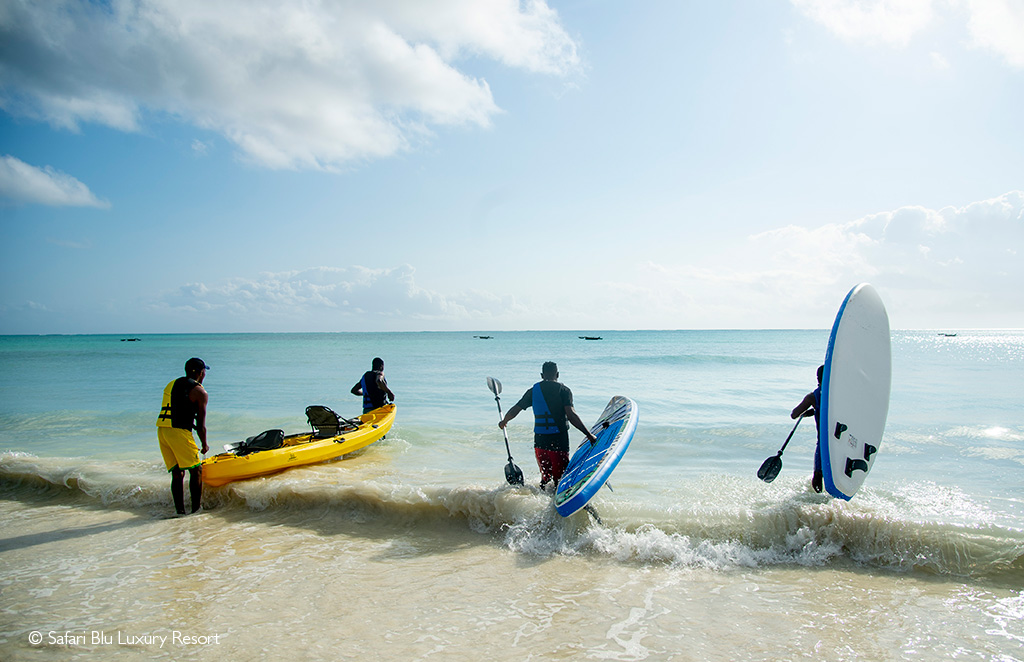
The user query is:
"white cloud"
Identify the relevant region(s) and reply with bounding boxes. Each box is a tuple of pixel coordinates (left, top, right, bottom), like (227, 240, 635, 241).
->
(376, 0, 581, 75)
(964, 0, 1024, 67)
(609, 191, 1024, 329)
(791, 0, 935, 47)
(0, 155, 110, 208)
(806, 192, 1023, 322)
(190, 140, 209, 156)
(929, 51, 950, 69)
(792, 0, 1024, 68)
(0, 0, 580, 171)
(148, 192, 1024, 331)
(153, 265, 524, 329)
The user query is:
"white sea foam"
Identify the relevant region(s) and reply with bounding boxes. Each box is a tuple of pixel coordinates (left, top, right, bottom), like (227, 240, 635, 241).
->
(4, 452, 1020, 584)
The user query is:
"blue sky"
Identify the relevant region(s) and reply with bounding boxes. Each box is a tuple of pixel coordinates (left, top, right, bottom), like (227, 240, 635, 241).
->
(1, 0, 1022, 334)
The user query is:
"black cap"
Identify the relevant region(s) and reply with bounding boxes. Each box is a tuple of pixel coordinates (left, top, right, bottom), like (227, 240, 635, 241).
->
(185, 357, 209, 376)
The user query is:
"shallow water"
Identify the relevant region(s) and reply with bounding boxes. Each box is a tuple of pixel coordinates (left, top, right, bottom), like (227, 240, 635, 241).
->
(2, 487, 1021, 661)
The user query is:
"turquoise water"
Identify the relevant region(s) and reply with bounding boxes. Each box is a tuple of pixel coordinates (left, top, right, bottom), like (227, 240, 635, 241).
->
(2, 329, 1023, 561)
(1, 330, 1022, 660)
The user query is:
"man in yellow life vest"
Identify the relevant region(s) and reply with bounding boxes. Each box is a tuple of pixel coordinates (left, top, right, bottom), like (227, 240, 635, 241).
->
(156, 357, 210, 515)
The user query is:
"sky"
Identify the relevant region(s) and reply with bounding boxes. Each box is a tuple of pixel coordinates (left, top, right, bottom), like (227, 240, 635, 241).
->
(1, 0, 1022, 334)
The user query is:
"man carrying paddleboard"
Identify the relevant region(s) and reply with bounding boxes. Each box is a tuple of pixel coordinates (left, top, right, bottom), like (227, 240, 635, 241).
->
(498, 361, 597, 490)
(791, 365, 824, 493)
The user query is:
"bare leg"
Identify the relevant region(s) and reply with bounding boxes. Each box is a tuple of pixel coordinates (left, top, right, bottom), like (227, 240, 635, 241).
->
(188, 467, 203, 513)
(170, 468, 186, 514)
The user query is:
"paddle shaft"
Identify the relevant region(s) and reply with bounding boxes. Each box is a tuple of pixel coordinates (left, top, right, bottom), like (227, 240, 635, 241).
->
(757, 412, 811, 483)
(487, 377, 525, 486)
(494, 394, 516, 461)
(777, 413, 807, 456)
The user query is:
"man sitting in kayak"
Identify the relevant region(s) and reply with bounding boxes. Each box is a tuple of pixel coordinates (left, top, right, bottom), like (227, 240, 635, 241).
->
(498, 361, 597, 490)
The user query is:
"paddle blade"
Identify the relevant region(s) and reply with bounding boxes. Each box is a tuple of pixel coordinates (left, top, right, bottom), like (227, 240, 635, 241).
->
(757, 454, 783, 483)
(487, 376, 502, 396)
(505, 460, 524, 486)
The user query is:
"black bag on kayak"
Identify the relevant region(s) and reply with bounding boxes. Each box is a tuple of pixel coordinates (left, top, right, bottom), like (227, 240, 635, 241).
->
(235, 429, 285, 455)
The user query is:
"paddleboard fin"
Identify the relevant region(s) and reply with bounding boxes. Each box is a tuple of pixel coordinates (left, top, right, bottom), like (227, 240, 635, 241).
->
(864, 443, 877, 462)
(834, 422, 848, 439)
(845, 457, 869, 477)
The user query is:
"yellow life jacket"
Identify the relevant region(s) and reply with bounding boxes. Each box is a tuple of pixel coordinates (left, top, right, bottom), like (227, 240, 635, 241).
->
(156, 377, 199, 429)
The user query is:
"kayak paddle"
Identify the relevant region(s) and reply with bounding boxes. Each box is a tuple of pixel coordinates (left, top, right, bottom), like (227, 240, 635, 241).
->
(757, 411, 812, 483)
(487, 377, 525, 486)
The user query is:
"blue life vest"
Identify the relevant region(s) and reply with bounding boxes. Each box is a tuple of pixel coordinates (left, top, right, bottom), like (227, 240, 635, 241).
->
(361, 372, 374, 411)
(360, 370, 388, 412)
(532, 382, 560, 435)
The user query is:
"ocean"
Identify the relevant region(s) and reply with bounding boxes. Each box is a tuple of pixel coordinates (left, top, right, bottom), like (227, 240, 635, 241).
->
(1, 330, 1022, 661)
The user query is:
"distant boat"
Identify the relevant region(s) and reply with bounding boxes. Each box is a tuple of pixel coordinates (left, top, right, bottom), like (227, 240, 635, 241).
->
(939, 333, 958, 337)
(120, 338, 141, 342)
(579, 336, 603, 341)
(474, 335, 493, 340)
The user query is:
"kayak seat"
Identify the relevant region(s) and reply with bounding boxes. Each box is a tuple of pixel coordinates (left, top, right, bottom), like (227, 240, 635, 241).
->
(305, 405, 359, 439)
(235, 429, 285, 456)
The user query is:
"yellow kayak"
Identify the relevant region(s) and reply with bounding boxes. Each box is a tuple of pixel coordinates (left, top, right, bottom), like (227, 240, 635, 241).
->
(202, 404, 395, 487)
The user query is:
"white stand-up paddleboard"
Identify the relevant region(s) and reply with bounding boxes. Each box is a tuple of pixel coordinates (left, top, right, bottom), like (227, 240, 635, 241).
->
(554, 396, 638, 517)
(820, 283, 892, 500)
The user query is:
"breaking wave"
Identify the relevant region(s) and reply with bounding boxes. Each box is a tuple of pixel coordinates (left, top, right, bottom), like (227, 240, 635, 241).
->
(3, 452, 1021, 586)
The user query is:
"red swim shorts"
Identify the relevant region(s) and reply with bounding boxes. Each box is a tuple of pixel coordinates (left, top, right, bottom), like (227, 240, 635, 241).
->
(534, 448, 570, 488)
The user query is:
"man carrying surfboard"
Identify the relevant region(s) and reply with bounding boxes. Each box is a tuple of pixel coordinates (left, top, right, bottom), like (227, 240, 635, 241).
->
(791, 365, 824, 493)
(498, 361, 598, 490)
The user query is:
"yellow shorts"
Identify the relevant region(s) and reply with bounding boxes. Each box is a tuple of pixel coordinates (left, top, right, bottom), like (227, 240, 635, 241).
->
(158, 426, 201, 471)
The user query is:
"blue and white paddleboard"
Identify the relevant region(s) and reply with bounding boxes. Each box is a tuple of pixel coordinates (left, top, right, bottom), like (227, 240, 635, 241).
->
(820, 283, 892, 500)
(554, 396, 638, 517)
